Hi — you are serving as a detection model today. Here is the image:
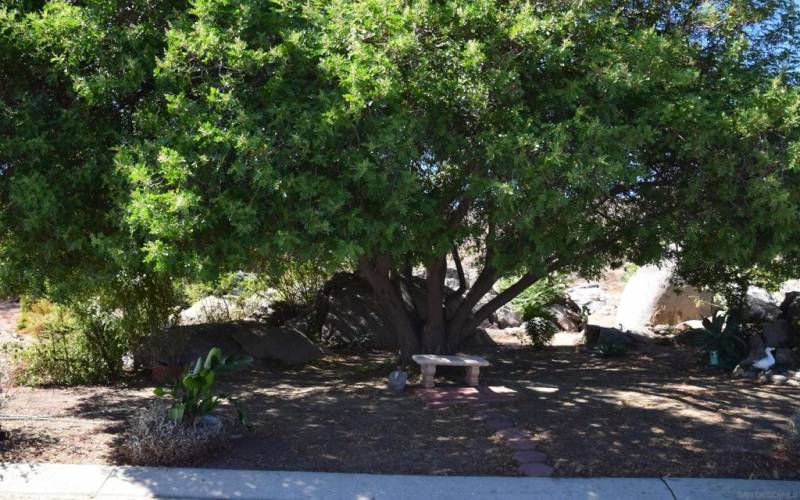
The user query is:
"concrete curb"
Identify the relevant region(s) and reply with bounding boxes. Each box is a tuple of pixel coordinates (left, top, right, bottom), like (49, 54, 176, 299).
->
(0, 463, 798, 499)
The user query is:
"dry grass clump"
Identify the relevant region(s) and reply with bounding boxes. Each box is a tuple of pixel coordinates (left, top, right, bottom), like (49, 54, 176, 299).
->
(120, 403, 228, 465)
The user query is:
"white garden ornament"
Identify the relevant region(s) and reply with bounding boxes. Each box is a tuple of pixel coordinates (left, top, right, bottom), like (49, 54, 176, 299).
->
(752, 347, 776, 371)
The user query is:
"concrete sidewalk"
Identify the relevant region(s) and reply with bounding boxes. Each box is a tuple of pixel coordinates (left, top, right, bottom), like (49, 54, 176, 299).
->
(1, 463, 799, 499)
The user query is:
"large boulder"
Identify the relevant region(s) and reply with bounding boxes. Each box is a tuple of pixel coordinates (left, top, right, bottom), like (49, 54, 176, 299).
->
(742, 287, 780, 323)
(615, 262, 715, 332)
(460, 328, 497, 348)
(583, 325, 639, 346)
(763, 319, 792, 348)
(229, 323, 322, 365)
(546, 298, 584, 332)
(779, 291, 800, 334)
(489, 305, 522, 329)
(319, 274, 398, 349)
(154, 322, 321, 366)
(774, 347, 796, 368)
(180, 296, 238, 325)
(179, 295, 270, 325)
(163, 323, 245, 365)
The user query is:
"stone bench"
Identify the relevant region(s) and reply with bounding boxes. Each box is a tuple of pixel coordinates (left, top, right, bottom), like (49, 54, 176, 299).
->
(412, 354, 490, 389)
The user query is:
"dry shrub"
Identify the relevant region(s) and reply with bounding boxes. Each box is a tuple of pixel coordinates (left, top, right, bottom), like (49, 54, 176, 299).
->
(120, 404, 228, 465)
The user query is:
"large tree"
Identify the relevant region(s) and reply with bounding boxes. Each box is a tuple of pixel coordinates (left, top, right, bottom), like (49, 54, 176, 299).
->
(2, 0, 799, 356)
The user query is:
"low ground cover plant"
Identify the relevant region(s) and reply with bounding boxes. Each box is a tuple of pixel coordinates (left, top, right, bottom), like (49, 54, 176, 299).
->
(121, 347, 252, 465)
(154, 347, 253, 424)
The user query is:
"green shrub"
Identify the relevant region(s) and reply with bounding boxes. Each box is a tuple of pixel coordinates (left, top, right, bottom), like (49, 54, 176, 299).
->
(16, 298, 57, 335)
(593, 341, 628, 358)
(182, 281, 214, 305)
(524, 316, 558, 349)
(272, 262, 331, 307)
(503, 274, 567, 316)
(622, 263, 639, 283)
(506, 275, 566, 349)
(12, 274, 183, 386)
(154, 347, 252, 424)
(12, 307, 126, 386)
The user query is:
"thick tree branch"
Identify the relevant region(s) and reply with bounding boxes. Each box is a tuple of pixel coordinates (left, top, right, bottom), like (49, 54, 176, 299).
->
(422, 256, 447, 353)
(449, 246, 467, 295)
(358, 255, 420, 357)
(446, 197, 472, 230)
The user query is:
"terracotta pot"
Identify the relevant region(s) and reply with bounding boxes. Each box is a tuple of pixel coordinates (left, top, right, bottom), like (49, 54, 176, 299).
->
(150, 364, 182, 384)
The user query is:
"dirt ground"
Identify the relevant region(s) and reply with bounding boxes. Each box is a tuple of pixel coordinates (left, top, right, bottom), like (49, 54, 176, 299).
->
(2, 336, 798, 478)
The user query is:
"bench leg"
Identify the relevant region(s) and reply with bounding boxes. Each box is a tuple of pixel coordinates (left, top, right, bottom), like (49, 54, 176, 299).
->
(465, 366, 480, 386)
(421, 365, 436, 389)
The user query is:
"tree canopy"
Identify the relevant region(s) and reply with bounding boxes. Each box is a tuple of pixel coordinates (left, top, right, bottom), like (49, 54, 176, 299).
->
(2, 0, 799, 355)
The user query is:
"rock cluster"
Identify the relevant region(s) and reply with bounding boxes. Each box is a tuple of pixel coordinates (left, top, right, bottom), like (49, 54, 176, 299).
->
(737, 292, 800, 372)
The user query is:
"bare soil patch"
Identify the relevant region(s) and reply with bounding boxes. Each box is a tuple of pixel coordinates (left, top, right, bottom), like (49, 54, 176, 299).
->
(1, 341, 798, 478)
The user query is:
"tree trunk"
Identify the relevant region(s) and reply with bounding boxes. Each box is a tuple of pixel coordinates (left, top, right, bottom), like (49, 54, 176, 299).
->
(448, 271, 540, 349)
(359, 252, 553, 358)
(445, 263, 497, 350)
(357, 256, 420, 359)
(421, 257, 446, 353)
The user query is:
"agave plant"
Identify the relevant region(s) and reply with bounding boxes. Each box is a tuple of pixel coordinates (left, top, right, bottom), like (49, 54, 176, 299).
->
(154, 347, 253, 424)
(700, 312, 748, 369)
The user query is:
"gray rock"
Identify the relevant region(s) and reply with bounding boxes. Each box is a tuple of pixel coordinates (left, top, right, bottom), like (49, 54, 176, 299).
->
(283, 310, 317, 336)
(319, 274, 397, 349)
(764, 319, 791, 348)
(583, 325, 638, 346)
(675, 320, 704, 331)
(774, 347, 796, 367)
(180, 296, 240, 325)
(743, 287, 780, 323)
(461, 328, 497, 348)
(546, 298, 584, 332)
(742, 370, 759, 379)
(179, 295, 270, 325)
(771, 374, 787, 385)
(231, 324, 322, 365)
(195, 415, 224, 436)
(732, 365, 759, 379)
(491, 305, 522, 329)
(165, 324, 245, 365)
(154, 321, 322, 366)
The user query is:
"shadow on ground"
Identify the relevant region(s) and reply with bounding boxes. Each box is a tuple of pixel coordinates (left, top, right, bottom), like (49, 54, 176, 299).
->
(1, 340, 798, 478)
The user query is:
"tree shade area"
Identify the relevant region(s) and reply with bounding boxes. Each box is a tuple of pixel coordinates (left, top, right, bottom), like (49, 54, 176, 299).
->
(1, 0, 799, 357)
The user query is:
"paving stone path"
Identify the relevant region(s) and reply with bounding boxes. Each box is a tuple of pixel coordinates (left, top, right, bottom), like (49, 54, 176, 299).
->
(416, 386, 554, 476)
